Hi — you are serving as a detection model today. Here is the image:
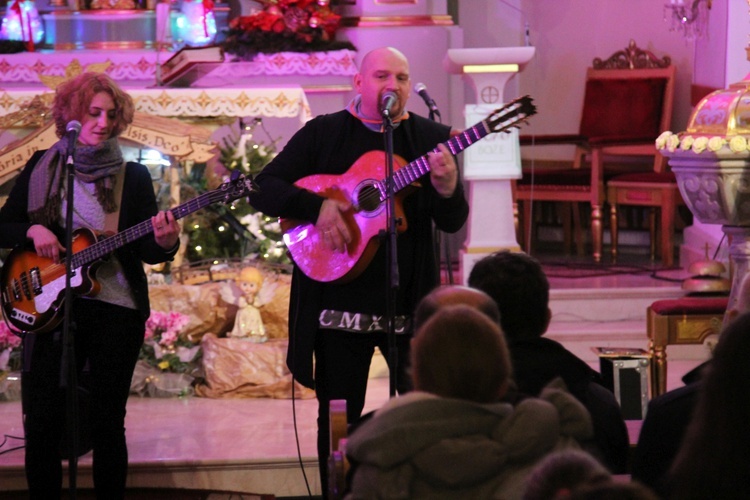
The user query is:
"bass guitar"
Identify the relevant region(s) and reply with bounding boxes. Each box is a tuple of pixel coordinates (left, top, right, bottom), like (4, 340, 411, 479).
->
(280, 95, 537, 284)
(0, 172, 256, 335)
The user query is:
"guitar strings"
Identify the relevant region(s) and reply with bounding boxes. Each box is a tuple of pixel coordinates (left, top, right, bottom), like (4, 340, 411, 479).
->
(353, 123, 489, 210)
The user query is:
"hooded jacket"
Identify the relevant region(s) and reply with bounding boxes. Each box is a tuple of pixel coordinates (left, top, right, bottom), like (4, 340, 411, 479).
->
(345, 380, 594, 499)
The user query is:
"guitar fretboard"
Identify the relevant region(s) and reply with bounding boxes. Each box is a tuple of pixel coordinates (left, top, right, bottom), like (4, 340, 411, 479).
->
(70, 182, 244, 269)
(391, 122, 490, 193)
(383, 97, 532, 197)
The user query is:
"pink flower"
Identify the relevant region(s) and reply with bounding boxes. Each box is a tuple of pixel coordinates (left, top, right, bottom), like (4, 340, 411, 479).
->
(159, 330, 178, 346)
(0, 321, 22, 351)
(145, 310, 191, 345)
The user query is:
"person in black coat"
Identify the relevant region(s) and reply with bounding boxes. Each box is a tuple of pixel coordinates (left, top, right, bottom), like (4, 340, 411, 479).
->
(248, 47, 469, 495)
(468, 250, 630, 473)
(630, 362, 705, 497)
(667, 311, 750, 499)
(0, 72, 179, 499)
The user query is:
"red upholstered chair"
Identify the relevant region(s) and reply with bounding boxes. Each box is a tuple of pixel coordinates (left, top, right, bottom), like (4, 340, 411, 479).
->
(647, 296, 728, 397)
(515, 40, 675, 262)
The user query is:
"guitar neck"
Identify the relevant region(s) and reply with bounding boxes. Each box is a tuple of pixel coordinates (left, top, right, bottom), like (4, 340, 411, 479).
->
(70, 190, 218, 269)
(390, 121, 490, 193)
(389, 96, 535, 194)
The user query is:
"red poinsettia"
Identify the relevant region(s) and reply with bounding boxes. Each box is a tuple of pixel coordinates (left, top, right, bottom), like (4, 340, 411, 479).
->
(223, 0, 355, 60)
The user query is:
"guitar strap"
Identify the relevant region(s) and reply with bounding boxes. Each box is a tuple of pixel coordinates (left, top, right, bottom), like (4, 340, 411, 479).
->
(103, 163, 126, 234)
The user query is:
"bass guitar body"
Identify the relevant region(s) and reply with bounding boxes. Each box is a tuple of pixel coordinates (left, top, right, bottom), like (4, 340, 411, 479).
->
(1, 228, 101, 334)
(0, 172, 257, 335)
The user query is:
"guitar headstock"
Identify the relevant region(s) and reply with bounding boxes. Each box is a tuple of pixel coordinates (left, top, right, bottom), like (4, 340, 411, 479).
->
(485, 95, 537, 134)
(219, 170, 259, 204)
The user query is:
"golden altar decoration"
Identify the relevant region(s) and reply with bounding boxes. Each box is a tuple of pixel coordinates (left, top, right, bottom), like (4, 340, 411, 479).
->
(656, 78, 750, 323)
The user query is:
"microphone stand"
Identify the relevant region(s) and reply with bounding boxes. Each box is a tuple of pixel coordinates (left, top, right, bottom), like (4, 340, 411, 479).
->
(428, 107, 438, 123)
(381, 109, 399, 398)
(60, 144, 79, 499)
(423, 101, 454, 284)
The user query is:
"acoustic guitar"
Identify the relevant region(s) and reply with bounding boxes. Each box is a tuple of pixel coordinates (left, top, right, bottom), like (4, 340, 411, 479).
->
(0, 172, 256, 335)
(280, 95, 537, 284)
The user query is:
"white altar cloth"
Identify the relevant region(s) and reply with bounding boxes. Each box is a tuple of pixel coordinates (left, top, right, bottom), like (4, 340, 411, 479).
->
(0, 49, 356, 85)
(0, 85, 311, 123)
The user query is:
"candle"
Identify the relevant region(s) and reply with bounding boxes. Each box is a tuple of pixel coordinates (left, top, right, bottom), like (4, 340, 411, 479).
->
(156, 2, 171, 45)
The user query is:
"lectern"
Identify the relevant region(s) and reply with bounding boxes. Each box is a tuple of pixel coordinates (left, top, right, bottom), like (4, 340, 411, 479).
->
(443, 47, 535, 283)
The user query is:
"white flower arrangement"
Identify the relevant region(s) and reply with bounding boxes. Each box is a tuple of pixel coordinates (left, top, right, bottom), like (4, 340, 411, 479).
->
(655, 131, 673, 150)
(680, 135, 695, 151)
(656, 131, 750, 155)
(666, 134, 681, 152)
(708, 136, 726, 152)
(692, 136, 709, 154)
(729, 136, 748, 153)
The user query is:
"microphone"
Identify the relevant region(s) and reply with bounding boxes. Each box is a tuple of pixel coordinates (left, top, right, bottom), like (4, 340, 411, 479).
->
(380, 91, 398, 118)
(414, 83, 441, 118)
(65, 120, 82, 161)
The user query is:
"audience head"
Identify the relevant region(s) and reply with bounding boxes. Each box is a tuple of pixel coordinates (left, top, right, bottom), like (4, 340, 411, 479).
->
(413, 284, 500, 330)
(668, 310, 750, 498)
(468, 251, 550, 340)
(411, 305, 511, 403)
(523, 449, 611, 500)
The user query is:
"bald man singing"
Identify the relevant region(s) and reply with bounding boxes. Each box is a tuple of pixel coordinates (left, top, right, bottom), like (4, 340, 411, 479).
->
(249, 46, 469, 495)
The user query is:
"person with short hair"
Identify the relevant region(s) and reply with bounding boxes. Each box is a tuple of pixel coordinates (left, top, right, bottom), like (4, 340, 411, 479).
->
(523, 449, 612, 500)
(345, 305, 593, 499)
(412, 284, 501, 330)
(248, 46, 469, 493)
(468, 250, 630, 473)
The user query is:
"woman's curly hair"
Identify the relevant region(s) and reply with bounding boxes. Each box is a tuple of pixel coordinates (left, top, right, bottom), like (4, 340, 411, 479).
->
(52, 72, 135, 139)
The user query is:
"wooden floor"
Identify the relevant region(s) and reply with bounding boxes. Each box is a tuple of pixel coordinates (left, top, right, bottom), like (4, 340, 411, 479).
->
(0, 253, 713, 498)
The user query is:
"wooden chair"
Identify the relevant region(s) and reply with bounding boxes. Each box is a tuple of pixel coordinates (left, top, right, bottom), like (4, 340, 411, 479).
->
(607, 166, 685, 267)
(647, 296, 727, 397)
(515, 40, 675, 262)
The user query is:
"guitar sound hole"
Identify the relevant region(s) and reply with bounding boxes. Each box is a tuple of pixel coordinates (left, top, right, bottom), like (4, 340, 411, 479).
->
(357, 185, 382, 212)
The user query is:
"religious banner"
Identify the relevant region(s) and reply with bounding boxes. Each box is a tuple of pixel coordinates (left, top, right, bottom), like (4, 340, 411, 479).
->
(0, 122, 56, 181)
(0, 112, 217, 184)
(122, 124, 195, 157)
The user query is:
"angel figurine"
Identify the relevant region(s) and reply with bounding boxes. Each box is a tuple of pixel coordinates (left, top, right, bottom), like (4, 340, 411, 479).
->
(224, 266, 276, 343)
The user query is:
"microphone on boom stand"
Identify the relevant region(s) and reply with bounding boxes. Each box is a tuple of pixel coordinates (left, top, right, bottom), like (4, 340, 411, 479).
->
(414, 83, 441, 121)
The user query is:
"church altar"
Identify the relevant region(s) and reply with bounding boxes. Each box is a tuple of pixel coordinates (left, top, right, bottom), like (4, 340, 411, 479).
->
(0, 49, 359, 183)
(0, 85, 312, 122)
(0, 48, 359, 123)
(0, 48, 356, 86)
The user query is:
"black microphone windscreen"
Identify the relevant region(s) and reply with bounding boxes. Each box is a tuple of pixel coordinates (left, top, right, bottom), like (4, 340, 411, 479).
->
(66, 120, 82, 134)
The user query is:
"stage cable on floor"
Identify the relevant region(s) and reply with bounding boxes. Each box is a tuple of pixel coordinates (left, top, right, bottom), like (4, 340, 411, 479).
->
(290, 286, 314, 498)
(0, 434, 25, 456)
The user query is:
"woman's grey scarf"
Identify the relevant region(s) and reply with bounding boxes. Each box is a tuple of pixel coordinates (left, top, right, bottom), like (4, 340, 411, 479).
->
(28, 136, 124, 226)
